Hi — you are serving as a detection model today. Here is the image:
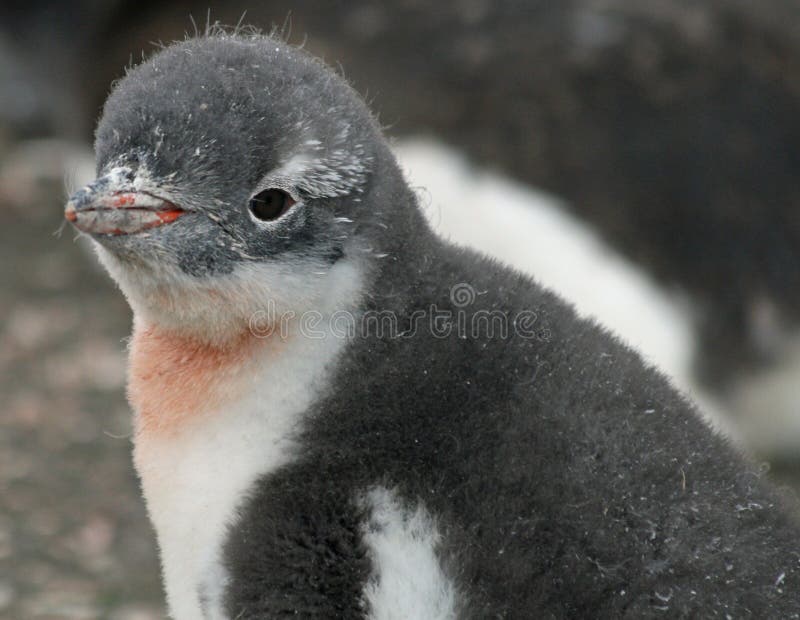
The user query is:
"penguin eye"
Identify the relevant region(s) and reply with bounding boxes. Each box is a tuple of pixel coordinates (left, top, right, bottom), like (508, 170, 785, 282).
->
(248, 188, 296, 221)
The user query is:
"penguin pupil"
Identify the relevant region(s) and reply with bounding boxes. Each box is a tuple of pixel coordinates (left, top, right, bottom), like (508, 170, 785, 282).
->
(249, 189, 293, 221)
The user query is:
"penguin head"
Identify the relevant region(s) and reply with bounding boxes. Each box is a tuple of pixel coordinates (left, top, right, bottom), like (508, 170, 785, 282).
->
(66, 34, 404, 339)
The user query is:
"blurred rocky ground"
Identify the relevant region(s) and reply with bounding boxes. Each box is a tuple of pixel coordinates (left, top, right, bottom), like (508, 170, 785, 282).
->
(0, 144, 163, 617)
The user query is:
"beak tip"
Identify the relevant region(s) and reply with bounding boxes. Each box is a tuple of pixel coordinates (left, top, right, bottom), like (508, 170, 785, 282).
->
(64, 203, 77, 222)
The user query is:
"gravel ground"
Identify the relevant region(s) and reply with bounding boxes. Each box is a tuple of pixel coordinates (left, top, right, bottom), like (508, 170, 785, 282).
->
(0, 152, 164, 618)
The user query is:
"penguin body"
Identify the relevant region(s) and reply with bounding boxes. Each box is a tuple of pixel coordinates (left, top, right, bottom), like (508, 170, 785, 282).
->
(67, 34, 800, 618)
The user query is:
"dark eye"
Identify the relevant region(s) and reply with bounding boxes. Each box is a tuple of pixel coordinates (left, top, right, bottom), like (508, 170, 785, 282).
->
(248, 188, 296, 221)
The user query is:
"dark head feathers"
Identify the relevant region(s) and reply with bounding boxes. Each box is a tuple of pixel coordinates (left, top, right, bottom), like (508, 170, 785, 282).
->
(86, 32, 424, 277)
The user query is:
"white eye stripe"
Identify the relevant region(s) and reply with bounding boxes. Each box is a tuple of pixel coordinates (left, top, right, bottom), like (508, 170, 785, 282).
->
(258, 145, 372, 200)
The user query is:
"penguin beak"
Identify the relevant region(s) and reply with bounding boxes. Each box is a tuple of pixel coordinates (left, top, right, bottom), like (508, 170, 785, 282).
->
(65, 172, 185, 236)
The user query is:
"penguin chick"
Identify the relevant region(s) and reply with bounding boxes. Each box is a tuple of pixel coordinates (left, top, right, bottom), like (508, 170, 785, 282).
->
(66, 33, 800, 619)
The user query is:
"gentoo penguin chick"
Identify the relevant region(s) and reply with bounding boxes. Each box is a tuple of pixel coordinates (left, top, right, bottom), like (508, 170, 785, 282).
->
(66, 33, 800, 618)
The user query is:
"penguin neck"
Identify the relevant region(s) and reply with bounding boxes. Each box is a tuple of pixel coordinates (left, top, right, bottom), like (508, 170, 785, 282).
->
(123, 251, 367, 436)
(127, 320, 273, 437)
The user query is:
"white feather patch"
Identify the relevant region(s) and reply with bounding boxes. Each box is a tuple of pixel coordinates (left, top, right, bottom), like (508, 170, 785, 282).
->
(360, 487, 459, 620)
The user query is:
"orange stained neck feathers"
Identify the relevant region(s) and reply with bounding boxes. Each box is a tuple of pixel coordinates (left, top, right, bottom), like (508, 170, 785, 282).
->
(128, 323, 280, 436)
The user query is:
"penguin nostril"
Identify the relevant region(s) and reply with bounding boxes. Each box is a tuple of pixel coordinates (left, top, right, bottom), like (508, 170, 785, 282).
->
(248, 188, 295, 222)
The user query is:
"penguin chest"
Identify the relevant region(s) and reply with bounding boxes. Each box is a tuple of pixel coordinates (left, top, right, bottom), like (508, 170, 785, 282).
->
(133, 389, 298, 619)
(128, 326, 343, 619)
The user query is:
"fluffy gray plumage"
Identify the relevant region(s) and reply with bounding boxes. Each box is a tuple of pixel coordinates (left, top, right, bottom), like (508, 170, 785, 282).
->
(71, 33, 800, 618)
